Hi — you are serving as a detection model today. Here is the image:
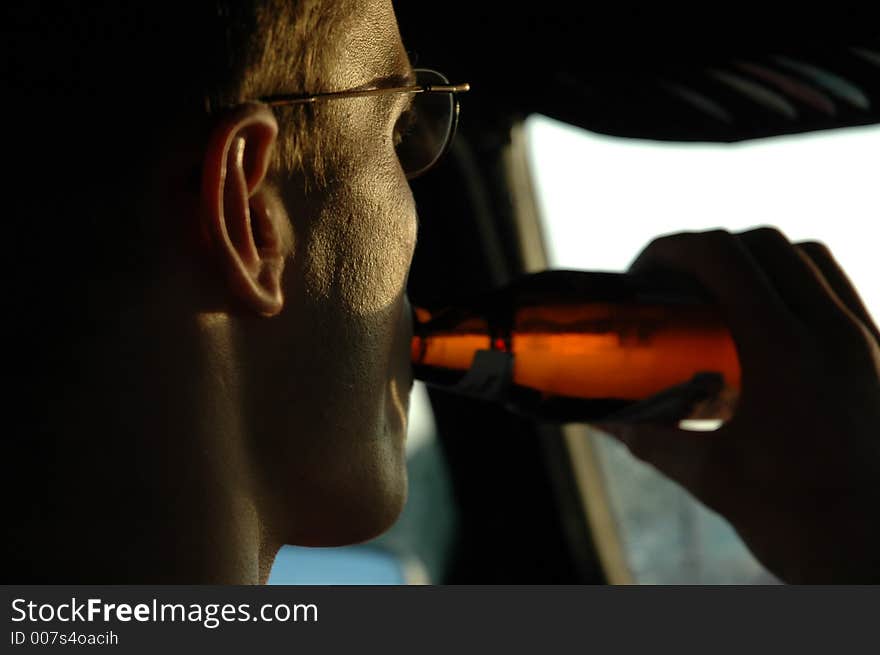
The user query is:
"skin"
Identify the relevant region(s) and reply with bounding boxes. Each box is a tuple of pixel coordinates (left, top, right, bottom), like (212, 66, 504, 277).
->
(11, 0, 417, 583)
(598, 227, 880, 583)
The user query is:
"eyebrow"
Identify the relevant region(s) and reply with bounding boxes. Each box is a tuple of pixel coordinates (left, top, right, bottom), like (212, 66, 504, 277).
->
(390, 54, 418, 87)
(358, 70, 418, 92)
(399, 69, 419, 87)
(258, 68, 455, 109)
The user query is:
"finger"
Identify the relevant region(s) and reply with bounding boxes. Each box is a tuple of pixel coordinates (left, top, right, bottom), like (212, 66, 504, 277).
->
(737, 227, 863, 340)
(629, 229, 798, 361)
(599, 372, 727, 425)
(797, 241, 880, 344)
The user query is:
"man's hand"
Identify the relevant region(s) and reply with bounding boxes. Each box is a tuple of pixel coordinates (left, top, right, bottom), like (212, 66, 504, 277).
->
(596, 227, 880, 583)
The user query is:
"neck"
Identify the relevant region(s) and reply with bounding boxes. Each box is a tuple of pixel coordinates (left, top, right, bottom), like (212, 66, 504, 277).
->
(5, 298, 280, 584)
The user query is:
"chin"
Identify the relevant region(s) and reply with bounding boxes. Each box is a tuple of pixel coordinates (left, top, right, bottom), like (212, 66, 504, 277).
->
(291, 466, 409, 547)
(335, 486, 407, 546)
(276, 371, 412, 548)
(283, 412, 409, 547)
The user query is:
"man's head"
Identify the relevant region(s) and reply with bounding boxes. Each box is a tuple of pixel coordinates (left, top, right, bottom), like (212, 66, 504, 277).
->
(206, 0, 419, 546)
(6, 0, 419, 569)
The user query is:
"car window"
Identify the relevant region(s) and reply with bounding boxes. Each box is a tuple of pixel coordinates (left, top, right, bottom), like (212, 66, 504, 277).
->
(524, 114, 880, 583)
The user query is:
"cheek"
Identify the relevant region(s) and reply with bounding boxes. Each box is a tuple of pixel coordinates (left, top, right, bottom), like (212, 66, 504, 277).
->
(350, 181, 416, 313)
(309, 172, 417, 319)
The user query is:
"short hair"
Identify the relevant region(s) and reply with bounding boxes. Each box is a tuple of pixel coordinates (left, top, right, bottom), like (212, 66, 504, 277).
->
(2, 1, 347, 297)
(5, 0, 343, 177)
(0, 1, 345, 427)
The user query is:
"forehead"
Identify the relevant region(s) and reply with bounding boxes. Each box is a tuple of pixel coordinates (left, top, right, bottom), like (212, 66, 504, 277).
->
(326, 0, 412, 87)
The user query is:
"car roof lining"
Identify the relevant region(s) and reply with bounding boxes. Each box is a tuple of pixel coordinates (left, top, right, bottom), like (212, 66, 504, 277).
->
(396, 6, 880, 141)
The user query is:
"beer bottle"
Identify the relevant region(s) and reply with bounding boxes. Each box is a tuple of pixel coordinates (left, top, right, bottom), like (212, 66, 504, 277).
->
(411, 270, 740, 423)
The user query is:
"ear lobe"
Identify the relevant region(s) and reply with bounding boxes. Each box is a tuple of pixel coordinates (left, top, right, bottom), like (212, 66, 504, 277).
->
(201, 103, 289, 317)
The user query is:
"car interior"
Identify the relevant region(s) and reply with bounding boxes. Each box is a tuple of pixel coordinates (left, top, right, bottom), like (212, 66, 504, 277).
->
(268, 5, 880, 584)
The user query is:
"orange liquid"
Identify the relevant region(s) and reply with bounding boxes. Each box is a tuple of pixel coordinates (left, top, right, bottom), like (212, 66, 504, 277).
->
(412, 302, 740, 401)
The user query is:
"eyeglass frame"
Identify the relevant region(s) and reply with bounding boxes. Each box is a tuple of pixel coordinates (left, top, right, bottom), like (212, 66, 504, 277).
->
(257, 68, 471, 178)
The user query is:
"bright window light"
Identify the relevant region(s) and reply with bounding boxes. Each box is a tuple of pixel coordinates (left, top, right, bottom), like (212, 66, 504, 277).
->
(526, 116, 879, 323)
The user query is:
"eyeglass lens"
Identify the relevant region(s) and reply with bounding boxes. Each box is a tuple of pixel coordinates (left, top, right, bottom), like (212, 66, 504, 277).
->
(396, 69, 456, 179)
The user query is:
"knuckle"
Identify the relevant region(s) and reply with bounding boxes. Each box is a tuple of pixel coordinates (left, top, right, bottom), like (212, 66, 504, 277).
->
(740, 225, 788, 240)
(695, 228, 739, 254)
(637, 229, 730, 262)
(640, 232, 685, 254)
(797, 240, 832, 258)
(700, 228, 734, 240)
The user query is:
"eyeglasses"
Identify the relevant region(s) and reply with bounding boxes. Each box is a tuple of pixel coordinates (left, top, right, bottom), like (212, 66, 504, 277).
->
(259, 69, 470, 179)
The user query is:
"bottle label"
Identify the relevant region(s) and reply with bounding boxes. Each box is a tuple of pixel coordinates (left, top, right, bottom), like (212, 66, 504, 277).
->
(450, 349, 515, 403)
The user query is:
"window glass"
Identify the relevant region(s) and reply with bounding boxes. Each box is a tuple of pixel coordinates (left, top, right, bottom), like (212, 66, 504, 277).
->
(525, 114, 880, 583)
(269, 546, 409, 585)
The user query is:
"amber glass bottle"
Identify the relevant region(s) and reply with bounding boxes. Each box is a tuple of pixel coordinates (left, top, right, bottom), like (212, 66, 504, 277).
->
(411, 270, 740, 423)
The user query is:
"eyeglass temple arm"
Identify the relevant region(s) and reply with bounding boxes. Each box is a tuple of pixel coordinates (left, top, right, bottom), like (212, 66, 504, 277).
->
(260, 82, 470, 108)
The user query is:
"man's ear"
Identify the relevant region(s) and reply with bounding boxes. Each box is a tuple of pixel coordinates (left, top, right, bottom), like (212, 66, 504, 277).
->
(201, 102, 289, 317)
